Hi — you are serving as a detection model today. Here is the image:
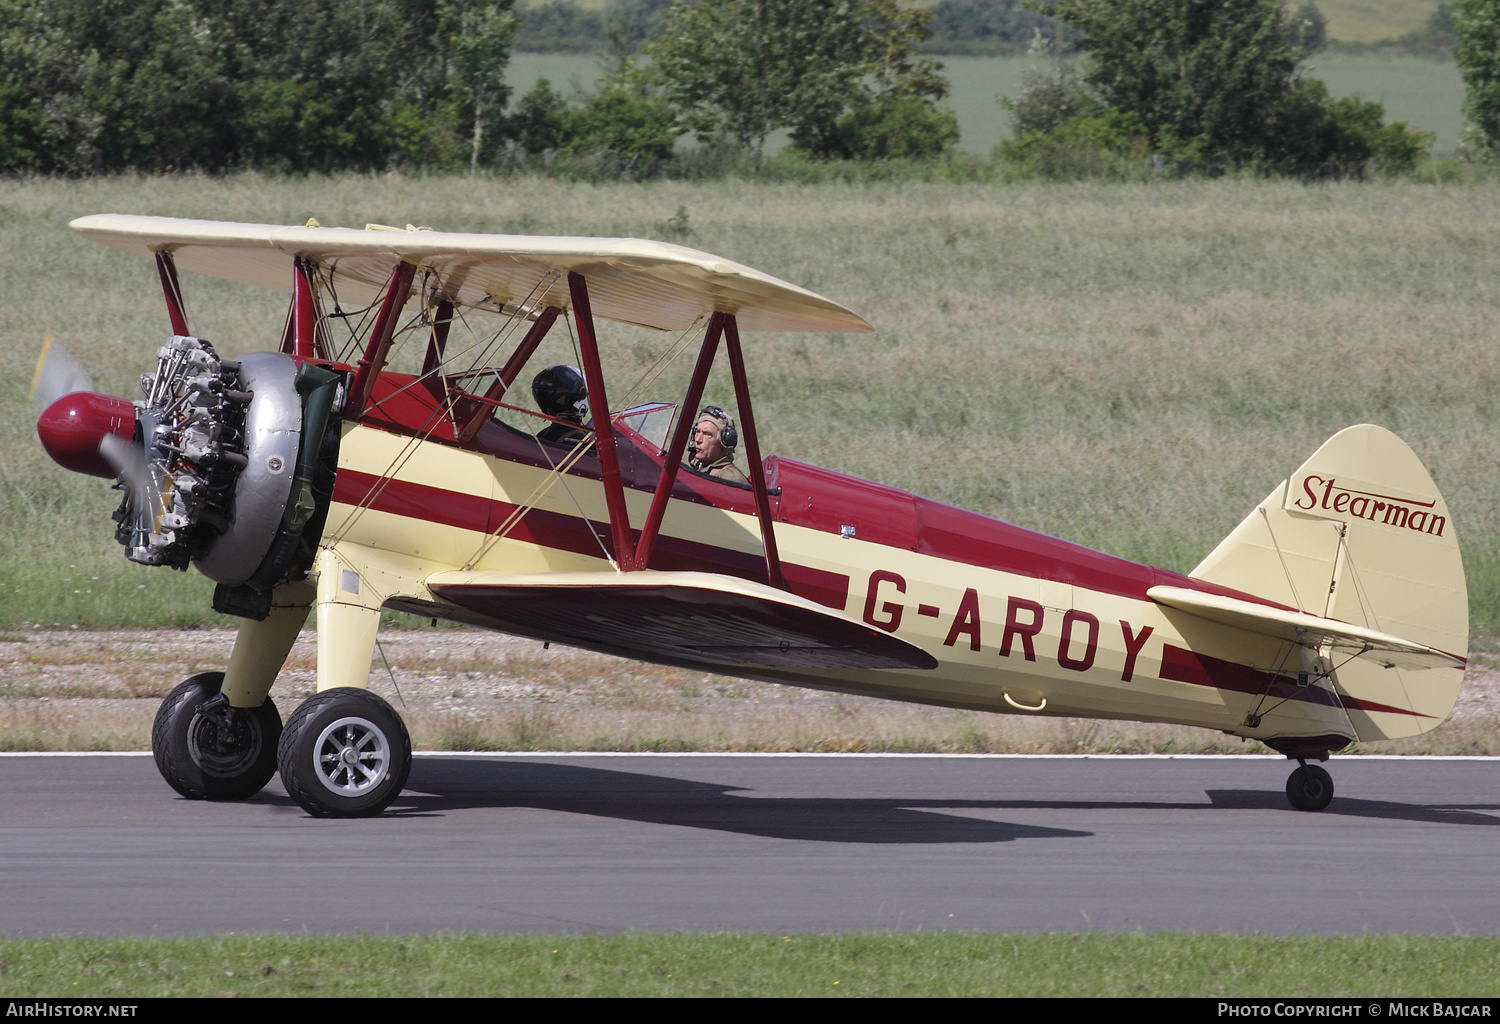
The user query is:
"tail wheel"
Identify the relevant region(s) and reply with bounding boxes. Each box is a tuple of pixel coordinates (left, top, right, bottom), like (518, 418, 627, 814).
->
(151, 672, 281, 800)
(1286, 764, 1334, 812)
(278, 688, 411, 818)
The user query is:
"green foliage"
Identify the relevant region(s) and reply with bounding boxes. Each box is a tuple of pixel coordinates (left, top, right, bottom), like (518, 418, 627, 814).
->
(514, 0, 603, 52)
(512, 0, 663, 55)
(797, 95, 960, 161)
(923, 0, 1072, 56)
(1026, 0, 1433, 177)
(1271, 78, 1434, 177)
(1288, 1, 1328, 52)
(1455, 0, 1500, 153)
(998, 108, 1151, 179)
(1001, 59, 1104, 136)
(0, 0, 520, 173)
(451, 0, 519, 171)
(1049, 0, 1304, 166)
(499, 70, 681, 175)
(645, 0, 951, 167)
(565, 82, 679, 169)
(0, 76, 45, 170)
(1428, 1, 1460, 46)
(505, 77, 573, 156)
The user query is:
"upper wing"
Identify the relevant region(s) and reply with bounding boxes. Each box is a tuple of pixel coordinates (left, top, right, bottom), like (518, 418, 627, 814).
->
(424, 569, 937, 672)
(70, 214, 872, 335)
(1147, 585, 1464, 670)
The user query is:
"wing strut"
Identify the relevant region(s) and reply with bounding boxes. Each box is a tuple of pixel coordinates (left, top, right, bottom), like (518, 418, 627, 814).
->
(634, 313, 786, 592)
(635, 311, 726, 568)
(570, 271, 637, 569)
(153, 250, 189, 336)
(347, 261, 417, 416)
(420, 297, 454, 398)
(455, 305, 561, 443)
(281, 257, 324, 359)
(725, 315, 787, 591)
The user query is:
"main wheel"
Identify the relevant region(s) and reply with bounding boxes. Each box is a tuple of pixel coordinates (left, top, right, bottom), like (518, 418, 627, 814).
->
(277, 688, 411, 818)
(152, 672, 282, 800)
(1286, 764, 1334, 811)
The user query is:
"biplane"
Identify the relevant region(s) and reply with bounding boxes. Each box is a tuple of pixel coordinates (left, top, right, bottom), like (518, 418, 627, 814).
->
(35, 214, 1468, 817)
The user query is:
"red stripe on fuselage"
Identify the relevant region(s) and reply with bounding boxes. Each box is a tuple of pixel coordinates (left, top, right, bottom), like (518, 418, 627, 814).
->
(1159, 644, 1428, 717)
(331, 468, 850, 610)
(344, 373, 1364, 621)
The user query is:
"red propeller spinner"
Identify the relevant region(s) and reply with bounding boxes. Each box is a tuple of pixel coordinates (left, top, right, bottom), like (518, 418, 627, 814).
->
(37, 390, 136, 478)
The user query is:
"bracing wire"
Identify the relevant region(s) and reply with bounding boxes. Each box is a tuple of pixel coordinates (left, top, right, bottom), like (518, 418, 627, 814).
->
(1258, 506, 1306, 613)
(315, 255, 714, 584)
(323, 270, 561, 547)
(458, 313, 710, 570)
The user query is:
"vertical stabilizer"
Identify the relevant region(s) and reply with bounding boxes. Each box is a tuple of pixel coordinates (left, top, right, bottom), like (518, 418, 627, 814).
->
(1191, 425, 1466, 740)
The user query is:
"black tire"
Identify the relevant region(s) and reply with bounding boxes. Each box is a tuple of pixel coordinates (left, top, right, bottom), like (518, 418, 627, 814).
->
(1286, 764, 1334, 812)
(151, 672, 282, 800)
(277, 688, 411, 818)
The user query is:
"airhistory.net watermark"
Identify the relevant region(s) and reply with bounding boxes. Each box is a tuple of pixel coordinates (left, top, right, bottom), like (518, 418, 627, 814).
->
(4, 1004, 138, 1017)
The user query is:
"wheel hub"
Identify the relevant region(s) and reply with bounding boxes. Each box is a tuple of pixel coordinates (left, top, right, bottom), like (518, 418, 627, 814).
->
(313, 717, 391, 797)
(187, 709, 261, 778)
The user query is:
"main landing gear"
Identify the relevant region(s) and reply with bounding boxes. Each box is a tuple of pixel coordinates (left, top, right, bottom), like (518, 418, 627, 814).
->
(152, 675, 413, 817)
(152, 672, 282, 800)
(276, 688, 412, 818)
(1285, 759, 1334, 812)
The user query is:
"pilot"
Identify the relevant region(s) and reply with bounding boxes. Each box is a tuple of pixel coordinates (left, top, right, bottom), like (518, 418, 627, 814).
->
(531, 365, 590, 445)
(688, 405, 748, 483)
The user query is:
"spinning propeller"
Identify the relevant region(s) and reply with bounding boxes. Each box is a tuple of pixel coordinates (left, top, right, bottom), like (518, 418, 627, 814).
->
(32, 334, 138, 480)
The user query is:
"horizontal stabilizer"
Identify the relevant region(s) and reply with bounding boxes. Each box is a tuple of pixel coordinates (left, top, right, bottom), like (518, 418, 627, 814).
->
(427, 570, 937, 672)
(1147, 586, 1463, 671)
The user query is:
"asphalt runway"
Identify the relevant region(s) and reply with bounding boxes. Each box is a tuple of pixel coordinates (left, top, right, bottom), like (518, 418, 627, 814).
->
(1, 753, 1496, 937)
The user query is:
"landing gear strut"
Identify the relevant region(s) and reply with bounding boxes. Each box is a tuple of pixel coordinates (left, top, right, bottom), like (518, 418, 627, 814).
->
(277, 688, 412, 817)
(1285, 760, 1334, 812)
(152, 672, 282, 799)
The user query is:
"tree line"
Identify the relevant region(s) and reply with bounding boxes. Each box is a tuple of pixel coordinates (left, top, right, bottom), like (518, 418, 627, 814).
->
(0, 0, 518, 173)
(4, 0, 1500, 179)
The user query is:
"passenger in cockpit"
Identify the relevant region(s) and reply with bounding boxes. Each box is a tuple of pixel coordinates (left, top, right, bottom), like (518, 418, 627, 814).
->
(531, 365, 590, 446)
(689, 405, 748, 483)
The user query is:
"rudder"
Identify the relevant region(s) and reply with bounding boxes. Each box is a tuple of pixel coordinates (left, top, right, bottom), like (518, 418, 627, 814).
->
(1191, 425, 1467, 740)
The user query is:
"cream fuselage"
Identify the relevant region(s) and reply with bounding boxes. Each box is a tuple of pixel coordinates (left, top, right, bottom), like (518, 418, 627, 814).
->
(313, 390, 1360, 753)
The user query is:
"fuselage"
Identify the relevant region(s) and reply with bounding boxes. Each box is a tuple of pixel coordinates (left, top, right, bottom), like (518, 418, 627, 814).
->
(324, 371, 1365, 752)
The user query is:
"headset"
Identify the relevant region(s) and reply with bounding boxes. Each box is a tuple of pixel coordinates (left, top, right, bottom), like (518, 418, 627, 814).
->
(699, 405, 737, 450)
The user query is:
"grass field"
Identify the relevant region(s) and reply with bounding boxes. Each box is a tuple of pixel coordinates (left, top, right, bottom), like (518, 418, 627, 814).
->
(2, 171, 1496, 986)
(2, 933, 1497, 997)
(4, 174, 1499, 640)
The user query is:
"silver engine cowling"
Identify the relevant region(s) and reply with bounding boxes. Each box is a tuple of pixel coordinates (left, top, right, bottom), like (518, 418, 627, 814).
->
(113, 335, 342, 618)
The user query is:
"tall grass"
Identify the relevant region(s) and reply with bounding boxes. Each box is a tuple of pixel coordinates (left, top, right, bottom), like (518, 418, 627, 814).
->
(4, 174, 1499, 638)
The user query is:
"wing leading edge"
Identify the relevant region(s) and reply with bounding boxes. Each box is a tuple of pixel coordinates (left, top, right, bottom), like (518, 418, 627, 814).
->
(425, 570, 938, 672)
(69, 214, 872, 335)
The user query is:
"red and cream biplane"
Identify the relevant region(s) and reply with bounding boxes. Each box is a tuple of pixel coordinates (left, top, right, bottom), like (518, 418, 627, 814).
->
(36, 214, 1468, 816)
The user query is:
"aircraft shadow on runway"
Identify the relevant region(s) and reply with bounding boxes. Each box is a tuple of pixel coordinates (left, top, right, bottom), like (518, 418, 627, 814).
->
(385, 759, 1092, 844)
(322, 759, 1500, 841)
(1204, 790, 1500, 826)
(308, 759, 1500, 840)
